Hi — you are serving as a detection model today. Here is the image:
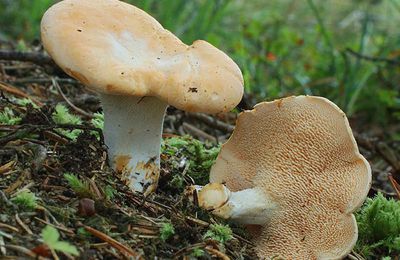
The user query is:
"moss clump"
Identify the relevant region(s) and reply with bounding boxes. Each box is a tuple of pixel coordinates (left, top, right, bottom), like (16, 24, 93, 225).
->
(63, 173, 92, 198)
(162, 136, 220, 186)
(159, 222, 175, 242)
(355, 193, 400, 259)
(90, 112, 104, 140)
(52, 104, 82, 140)
(0, 107, 21, 125)
(204, 224, 233, 245)
(11, 190, 38, 210)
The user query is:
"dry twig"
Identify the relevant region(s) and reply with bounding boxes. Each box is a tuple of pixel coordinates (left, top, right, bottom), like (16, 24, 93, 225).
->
(0, 50, 55, 66)
(188, 112, 234, 133)
(182, 122, 217, 143)
(82, 225, 143, 259)
(52, 77, 93, 119)
(0, 81, 43, 106)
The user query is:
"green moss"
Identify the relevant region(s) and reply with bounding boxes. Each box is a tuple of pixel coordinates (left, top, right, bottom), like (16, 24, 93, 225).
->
(52, 104, 82, 140)
(191, 247, 205, 257)
(162, 136, 220, 186)
(355, 193, 400, 259)
(159, 222, 175, 242)
(104, 185, 116, 200)
(15, 98, 39, 109)
(63, 173, 91, 198)
(203, 224, 233, 244)
(0, 107, 21, 125)
(10, 190, 38, 210)
(90, 112, 104, 140)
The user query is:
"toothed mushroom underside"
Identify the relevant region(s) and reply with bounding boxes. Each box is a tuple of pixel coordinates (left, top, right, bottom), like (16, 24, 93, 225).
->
(208, 96, 371, 259)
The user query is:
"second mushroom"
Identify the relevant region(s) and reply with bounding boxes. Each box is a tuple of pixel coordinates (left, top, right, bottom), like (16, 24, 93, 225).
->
(192, 96, 371, 259)
(40, 0, 243, 195)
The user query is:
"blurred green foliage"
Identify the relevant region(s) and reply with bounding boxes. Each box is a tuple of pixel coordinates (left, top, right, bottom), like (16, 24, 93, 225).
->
(0, 0, 399, 124)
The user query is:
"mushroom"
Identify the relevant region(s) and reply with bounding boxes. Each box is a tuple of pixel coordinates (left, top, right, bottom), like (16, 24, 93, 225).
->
(193, 96, 371, 259)
(40, 0, 243, 195)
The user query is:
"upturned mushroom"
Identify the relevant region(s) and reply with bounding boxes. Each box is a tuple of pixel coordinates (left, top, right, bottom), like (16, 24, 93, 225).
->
(40, 0, 243, 195)
(192, 96, 371, 259)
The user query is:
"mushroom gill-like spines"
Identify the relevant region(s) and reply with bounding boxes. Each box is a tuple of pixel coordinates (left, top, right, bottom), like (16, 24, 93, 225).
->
(41, 0, 243, 114)
(207, 96, 371, 259)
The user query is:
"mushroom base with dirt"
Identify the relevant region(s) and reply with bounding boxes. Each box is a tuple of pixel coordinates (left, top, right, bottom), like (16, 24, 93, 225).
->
(100, 94, 168, 195)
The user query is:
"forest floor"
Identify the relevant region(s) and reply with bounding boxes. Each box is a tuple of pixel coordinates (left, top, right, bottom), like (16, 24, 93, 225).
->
(0, 42, 399, 259)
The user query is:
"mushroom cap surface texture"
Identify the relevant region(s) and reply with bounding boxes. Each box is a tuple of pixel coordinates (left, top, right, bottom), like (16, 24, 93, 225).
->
(210, 96, 371, 259)
(41, 0, 243, 113)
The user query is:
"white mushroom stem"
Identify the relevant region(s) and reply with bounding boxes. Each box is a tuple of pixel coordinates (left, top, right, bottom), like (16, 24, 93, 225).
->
(196, 183, 276, 225)
(100, 94, 168, 195)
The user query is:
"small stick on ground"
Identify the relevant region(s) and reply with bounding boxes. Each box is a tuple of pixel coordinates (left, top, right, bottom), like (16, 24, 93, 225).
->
(0, 81, 43, 106)
(4, 244, 47, 259)
(34, 217, 75, 235)
(205, 246, 230, 260)
(12, 77, 77, 85)
(182, 122, 217, 143)
(388, 175, 400, 199)
(52, 77, 93, 119)
(82, 225, 143, 259)
(0, 235, 5, 255)
(188, 112, 234, 133)
(0, 223, 19, 233)
(15, 214, 33, 235)
(0, 50, 56, 67)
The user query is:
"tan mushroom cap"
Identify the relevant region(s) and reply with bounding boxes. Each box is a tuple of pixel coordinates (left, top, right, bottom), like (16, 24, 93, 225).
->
(210, 96, 371, 259)
(41, 0, 243, 113)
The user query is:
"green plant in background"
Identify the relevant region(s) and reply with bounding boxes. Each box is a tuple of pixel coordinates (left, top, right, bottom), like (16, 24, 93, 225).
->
(63, 173, 92, 198)
(41, 225, 79, 256)
(159, 222, 175, 242)
(203, 224, 233, 244)
(10, 190, 38, 210)
(132, 0, 233, 45)
(0, 107, 21, 125)
(355, 193, 400, 259)
(230, 0, 400, 123)
(162, 136, 220, 185)
(52, 104, 82, 140)
(1, 0, 399, 123)
(0, 0, 55, 40)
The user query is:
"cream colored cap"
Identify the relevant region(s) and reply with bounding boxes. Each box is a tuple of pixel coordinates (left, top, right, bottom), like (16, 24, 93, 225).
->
(41, 0, 243, 113)
(210, 96, 371, 259)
